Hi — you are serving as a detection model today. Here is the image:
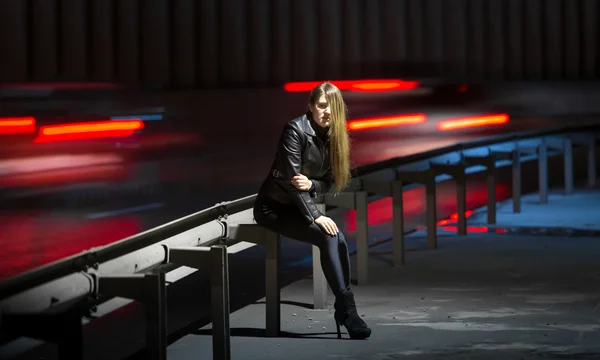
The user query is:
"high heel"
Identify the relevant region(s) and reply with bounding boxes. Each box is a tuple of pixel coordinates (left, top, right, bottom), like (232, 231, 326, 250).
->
(334, 289, 371, 339)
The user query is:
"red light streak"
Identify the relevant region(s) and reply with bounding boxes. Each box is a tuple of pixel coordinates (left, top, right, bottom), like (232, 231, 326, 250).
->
(347, 114, 426, 131)
(0, 117, 36, 135)
(284, 79, 420, 92)
(34, 120, 144, 143)
(437, 114, 509, 131)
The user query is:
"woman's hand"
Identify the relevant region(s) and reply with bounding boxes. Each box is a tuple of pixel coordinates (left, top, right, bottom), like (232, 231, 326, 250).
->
(314, 215, 339, 236)
(291, 173, 313, 191)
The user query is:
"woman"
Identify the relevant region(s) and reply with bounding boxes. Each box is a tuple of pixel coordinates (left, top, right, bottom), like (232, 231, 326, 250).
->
(253, 82, 371, 339)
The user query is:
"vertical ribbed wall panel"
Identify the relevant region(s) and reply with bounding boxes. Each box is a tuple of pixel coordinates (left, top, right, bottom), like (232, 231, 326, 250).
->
(247, 0, 271, 85)
(425, 0, 444, 78)
(60, 0, 88, 80)
(406, 0, 425, 73)
(381, 0, 408, 77)
(30, 0, 59, 81)
(317, 0, 343, 80)
(220, 0, 247, 85)
(363, 0, 382, 77)
(90, 0, 115, 81)
(291, 0, 317, 81)
(141, 0, 170, 86)
(505, 0, 525, 80)
(115, 0, 140, 83)
(197, 0, 219, 86)
(171, 0, 196, 88)
(581, 0, 598, 78)
(564, 0, 581, 79)
(524, 0, 544, 80)
(443, 0, 467, 79)
(0, 0, 599, 86)
(342, 0, 363, 79)
(0, 0, 29, 82)
(487, 0, 506, 81)
(270, 0, 292, 84)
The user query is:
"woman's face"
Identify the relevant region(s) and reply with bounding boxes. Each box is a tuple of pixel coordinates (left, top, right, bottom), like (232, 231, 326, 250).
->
(309, 94, 331, 128)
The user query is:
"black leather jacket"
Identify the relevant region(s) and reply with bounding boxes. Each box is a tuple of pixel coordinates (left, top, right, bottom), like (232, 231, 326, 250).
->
(257, 112, 333, 224)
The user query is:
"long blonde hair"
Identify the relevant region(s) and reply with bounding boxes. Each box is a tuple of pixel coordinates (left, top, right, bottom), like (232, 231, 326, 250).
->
(308, 82, 351, 192)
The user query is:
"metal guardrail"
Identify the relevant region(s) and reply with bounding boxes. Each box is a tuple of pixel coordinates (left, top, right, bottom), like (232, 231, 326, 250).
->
(1, 119, 599, 360)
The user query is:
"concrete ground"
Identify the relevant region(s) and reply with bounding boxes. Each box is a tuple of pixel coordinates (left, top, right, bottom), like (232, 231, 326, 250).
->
(169, 188, 600, 360)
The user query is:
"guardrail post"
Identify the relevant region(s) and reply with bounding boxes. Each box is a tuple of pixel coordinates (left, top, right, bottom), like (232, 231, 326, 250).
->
(264, 228, 280, 337)
(512, 148, 521, 213)
(486, 156, 497, 225)
(563, 138, 574, 195)
(57, 311, 84, 359)
(209, 246, 230, 359)
(538, 140, 549, 204)
(391, 181, 405, 266)
(144, 273, 167, 360)
(456, 168, 468, 234)
(355, 191, 369, 284)
(394, 170, 437, 250)
(425, 170, 437, 249)
(313, 204, 328, 309)
(430, 161, 467, 235)
(97, 273, 167, 360)
(588, 135, 597, 188)
(464, 151, 497, 224)
(163, 245, 230, 360)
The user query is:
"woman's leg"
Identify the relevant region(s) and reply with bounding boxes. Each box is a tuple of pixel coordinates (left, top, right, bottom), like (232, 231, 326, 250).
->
(254, 197, 371, 339)
(254, 197, 349, 296)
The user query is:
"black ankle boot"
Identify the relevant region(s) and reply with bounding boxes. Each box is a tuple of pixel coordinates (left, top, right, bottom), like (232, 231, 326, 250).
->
(334, 289, 371, 339)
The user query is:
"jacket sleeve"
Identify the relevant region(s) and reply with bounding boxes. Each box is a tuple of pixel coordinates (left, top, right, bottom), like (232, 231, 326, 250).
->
(310, 168, 333, 197)
(273, 125, 323, 223)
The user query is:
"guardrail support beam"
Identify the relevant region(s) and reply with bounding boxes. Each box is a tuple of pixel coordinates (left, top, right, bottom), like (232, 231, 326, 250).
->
(264, 229, 280, 337)
(538, 140, 549, 204)
(512, 149, 522, 213)
(164, 245, 230, 360)
(426, 173, 437, 249)
(97, 273, 167, 360)
(588, 135, 597, 188)
(563, 139, 574, 195)
(464, 152, 498, 224)
(430, 162, 468, 235)
(489, 147, 521, 213)
(396, 170, 437, 250)
(391, 181, 405, 266)
(355, 191, 369, 284)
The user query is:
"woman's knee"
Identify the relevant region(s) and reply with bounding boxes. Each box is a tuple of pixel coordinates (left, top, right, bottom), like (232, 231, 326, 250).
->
(321, 230, 347, 248)
(336, 230, 348, 246)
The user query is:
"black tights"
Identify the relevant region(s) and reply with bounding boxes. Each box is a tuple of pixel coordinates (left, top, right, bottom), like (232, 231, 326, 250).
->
(253, 196, 351, 297)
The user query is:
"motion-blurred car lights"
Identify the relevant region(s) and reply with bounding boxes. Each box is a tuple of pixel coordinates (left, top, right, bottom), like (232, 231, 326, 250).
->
(0, 117, 36, 135)
(34, 119, 144, 143)
(437, 114, 509, 131)
(347, 114, 426, 131)
(284, 79, 420, 92)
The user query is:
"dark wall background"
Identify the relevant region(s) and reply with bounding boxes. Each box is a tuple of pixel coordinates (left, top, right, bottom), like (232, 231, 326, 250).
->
(0, 0, 599, 88)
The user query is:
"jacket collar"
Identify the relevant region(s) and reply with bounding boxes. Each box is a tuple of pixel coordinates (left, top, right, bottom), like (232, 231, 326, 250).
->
(300, 112, 316, 137)
(301, 112, 329, 139)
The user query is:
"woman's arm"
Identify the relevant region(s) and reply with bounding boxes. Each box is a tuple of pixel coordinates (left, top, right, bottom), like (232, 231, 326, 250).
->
(310, 168, 333, 196)
(272, 124, 323, 223)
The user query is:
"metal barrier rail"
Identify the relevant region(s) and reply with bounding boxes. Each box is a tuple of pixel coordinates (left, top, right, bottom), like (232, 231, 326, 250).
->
(1, 120, 599, 360)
